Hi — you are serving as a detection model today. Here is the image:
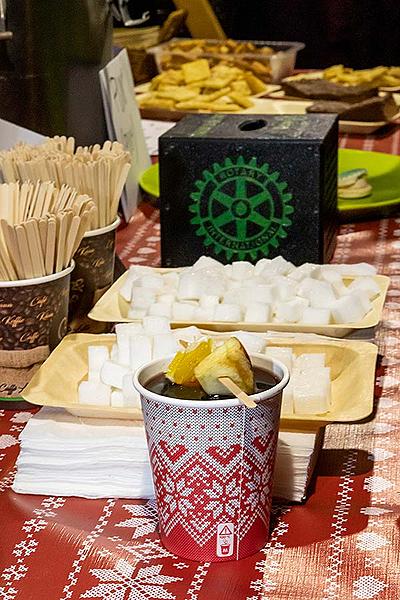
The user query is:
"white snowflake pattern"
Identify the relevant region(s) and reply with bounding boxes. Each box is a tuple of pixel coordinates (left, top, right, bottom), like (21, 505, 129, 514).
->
(12, 539, 38, 558)
(0, 435, 18, 449)
(115, 501, 158, 539)
(115, 539, 176, 564)
(1, 564, 28, 582)
(81, 558, 182, 600)
(0, 585, 17, 600)
(10, 412, 33, 424)
(163, 478, 194, 517)
(22, 519, 47, 534)
(204, 479, 239, 519)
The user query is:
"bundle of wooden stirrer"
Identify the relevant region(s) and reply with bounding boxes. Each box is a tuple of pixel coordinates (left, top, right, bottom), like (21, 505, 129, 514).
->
(0, 181, 96, 281)
(0, 137, 131, 230)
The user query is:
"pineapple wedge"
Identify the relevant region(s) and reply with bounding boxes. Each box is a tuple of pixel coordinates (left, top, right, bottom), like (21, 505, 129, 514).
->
(166, 339, 213, 387)
(194, 337, 254, 396)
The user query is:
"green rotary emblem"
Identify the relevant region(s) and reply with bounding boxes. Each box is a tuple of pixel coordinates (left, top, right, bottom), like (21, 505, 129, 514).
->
(189, 156, 294, 261)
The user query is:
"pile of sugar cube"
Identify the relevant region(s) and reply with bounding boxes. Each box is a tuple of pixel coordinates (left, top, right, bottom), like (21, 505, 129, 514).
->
(78, 322, 331, 416)
(78, 318, 204, 408)
(218, 331, 332, 416)
(119, 255, 379, 325)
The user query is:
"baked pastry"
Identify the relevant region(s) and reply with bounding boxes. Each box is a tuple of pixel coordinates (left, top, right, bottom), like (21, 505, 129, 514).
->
(338, 169, 372, 199)
(281, 78, 378, 103)
(306, 95, 398, 122)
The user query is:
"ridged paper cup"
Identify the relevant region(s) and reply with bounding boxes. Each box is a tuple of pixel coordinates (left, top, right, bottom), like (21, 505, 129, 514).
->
(0, 263, 74, 401)
(68, 216, 120, 332)
(133, 353, 289, 562)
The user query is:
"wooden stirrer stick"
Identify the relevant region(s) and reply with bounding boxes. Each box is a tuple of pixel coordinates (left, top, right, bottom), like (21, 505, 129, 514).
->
(218, 377, 257, 408)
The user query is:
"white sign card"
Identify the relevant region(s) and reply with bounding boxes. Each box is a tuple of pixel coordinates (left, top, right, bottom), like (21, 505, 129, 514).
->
(99, 49, 151, 221)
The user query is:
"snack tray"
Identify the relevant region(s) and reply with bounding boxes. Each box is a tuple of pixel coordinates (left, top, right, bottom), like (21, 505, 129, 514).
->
(266, 89, 400, 134)
(89, 269, 390, 338)
(22, 332, 378, 425)
(147, 38, 305, 83)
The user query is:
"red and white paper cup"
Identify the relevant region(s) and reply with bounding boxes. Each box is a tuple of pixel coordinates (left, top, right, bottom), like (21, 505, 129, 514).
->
(133, 353, 289, 562)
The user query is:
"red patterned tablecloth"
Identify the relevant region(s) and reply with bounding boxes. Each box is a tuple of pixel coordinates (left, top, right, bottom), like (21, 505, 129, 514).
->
(1, 127, 400, 600)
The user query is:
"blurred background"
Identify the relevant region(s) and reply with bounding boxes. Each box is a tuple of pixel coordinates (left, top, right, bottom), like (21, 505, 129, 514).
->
(115, 0, 400, 68)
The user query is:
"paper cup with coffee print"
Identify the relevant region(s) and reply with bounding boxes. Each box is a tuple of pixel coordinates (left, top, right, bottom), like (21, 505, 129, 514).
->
(68, 217, 120, 333)
(0, 264, 74, 400)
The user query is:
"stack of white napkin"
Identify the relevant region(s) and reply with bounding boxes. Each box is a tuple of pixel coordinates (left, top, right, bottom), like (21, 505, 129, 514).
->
(13, 407, 321, 502)
(12, 407, 154, 499)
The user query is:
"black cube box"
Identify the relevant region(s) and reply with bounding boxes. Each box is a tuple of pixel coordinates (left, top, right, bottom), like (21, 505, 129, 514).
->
(159, 114, 338, 267)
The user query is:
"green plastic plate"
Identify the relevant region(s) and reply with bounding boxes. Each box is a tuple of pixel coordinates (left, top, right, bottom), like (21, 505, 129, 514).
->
(338, 148, 400, 219)
(139, 163, 160, 198)
(139, 149, 400, 221)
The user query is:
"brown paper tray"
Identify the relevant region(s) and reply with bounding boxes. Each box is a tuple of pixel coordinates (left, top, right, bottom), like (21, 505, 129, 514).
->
(88, 269, 389, 338)
(22, 332, 377, 423)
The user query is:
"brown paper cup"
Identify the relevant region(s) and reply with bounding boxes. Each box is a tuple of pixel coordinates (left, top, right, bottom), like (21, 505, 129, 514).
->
(68, 216, 120, 333)
(0, 264, 74, 400)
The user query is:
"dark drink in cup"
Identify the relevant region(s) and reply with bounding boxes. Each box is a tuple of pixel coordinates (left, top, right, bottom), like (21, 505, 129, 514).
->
(133, 338, 289, 562)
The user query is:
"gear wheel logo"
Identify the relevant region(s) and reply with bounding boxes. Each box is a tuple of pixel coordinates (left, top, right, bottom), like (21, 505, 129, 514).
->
(189, 156, 294, 261)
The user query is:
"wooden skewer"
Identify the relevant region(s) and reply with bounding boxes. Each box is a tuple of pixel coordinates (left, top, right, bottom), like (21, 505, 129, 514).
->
(218, 377, 257, 408)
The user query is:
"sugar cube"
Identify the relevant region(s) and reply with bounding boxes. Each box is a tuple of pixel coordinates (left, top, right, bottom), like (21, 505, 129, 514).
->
(345, 277, 380, 300)
(293, 369, 331, 415)
(139, 274, 164, 291)
(130, 335, 153, 371)
(214, 303, 242, 322)
(254, 258, 271, 276)
(110, 390, 125, 407)
(199, 294, 220, 308)
(233, 331, 266, 354)
(270, 256, 294, 275)
(349, 290, 372, 314)
(244, 302, 271, 323)
(281, 382, 293, 415)
(331, 295, 366, 324)
(172, 326, 202, 344)
(148, 303, 172, 319)
(172, 302, 196, 321)
(288, 263, 318, 281)
(162, 271, 180, 287)
(78, 381, 111, 406)
(116, 323, 144, 336)
(274, 299, 307, 323)
(110, 343, 118, 362)
(192, 256, 224, 271)
(242, 285, 275, 305)
(264, 347, 293, 372)
(193, 306, 215, 321)
(302, 307, 331, 325)
(131, 288, 156, 310)
(122, 374, 141, 408)
(177, 271, 203, 300)
(142, 316, 171, 334)
(271, 277, 297, 301)
(88, 346, 109, 381)
(152, 333, 179, 359)
(127, 308, 147, 320)
(100, 361, 131, 389)
(119, 277, 134, 302)
(230, 261, 253, 280)
(157, 293, 176, 305)
(295, 353, 325, 371)
(116, 333, 130, 366)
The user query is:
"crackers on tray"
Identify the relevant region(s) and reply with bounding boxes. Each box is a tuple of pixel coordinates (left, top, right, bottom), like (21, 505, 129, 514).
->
(138, 59, 267, 113)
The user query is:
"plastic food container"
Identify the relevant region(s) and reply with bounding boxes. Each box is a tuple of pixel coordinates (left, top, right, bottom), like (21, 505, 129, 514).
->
(147, 38, 305, 83)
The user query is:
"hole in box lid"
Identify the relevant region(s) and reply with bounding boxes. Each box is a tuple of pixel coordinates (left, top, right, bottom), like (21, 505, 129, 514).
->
(239, 119, 267, 132)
